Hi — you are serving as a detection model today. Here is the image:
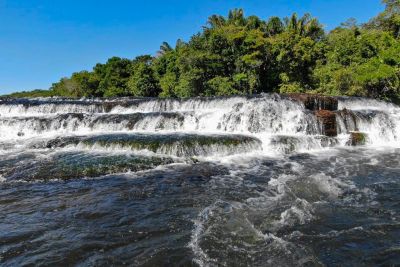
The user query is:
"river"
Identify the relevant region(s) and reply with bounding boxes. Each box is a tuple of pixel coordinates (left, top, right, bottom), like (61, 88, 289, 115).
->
(0, 94, 399, 266)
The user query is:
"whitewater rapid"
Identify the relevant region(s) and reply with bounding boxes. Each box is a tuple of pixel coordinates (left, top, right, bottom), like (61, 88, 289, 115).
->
(0, 94, 399, 156)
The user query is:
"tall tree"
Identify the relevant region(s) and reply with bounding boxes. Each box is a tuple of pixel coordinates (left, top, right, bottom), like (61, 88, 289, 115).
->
(365, 0, 400, 38)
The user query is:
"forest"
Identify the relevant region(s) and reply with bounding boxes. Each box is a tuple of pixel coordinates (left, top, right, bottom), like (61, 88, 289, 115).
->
(8, 0, 400, 102)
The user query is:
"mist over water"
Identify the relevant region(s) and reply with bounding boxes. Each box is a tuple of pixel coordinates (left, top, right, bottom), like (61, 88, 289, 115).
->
(1, 94, 400, 266)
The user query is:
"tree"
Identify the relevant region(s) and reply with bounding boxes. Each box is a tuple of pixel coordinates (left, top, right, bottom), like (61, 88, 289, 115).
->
(156, 42, 173, 57)
(95, 57, 132, 97)
(206, 15, 226, 29)
(205, 76, 238, 96)
(51, 71, 98, 97)
(127, 62, 160, 97)
(34, 7, 400, 103)
(265, 17, 284, 36)
(51, 77, 80, 97)
(283, 13, 324, 40)
(159, 72, 178, 97)
(365, 0, 400, 38)
(71, 71, 99, 97)
(268, 29, 325, 93)
(228, 8, 246, 26)
(313, 27, 400, 101)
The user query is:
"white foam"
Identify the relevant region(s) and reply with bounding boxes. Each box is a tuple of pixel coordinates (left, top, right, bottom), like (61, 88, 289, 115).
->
(1, 95, 400, 155)
(310, 173, 350, 198)
(188, 205, 213, 267)
(278, 199, 314, 226)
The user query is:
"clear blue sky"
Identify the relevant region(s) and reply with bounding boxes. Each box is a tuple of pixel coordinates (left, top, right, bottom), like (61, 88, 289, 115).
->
(0, 0, 384, 94)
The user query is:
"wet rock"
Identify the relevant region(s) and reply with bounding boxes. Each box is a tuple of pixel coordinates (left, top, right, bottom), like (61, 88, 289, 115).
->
(347, 132, 367, 146)
(286, 93, 338, 111)
(315, 110, 337, 137)
(335, 108, 358, 133)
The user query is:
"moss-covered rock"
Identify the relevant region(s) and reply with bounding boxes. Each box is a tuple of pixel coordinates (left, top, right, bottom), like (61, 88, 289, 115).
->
(347, 132, 367, 146)
(31, 133, 262, 157)
(81, 134, 261, 157)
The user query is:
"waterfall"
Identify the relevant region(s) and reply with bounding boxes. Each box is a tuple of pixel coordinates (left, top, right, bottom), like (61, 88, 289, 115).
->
(1, 94, 399, 155)
(336, 97, 400, 145)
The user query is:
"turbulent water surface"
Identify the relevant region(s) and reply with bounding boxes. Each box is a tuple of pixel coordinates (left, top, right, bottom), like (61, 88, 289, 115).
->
(1, 94, 400, 266)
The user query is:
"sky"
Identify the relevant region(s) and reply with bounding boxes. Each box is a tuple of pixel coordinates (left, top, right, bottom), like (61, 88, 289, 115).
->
(0, 0, 384, 94)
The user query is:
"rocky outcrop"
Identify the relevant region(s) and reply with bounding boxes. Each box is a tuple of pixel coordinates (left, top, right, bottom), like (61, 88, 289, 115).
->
(347, 132, 366, 146)
(285, 94, 340, 137)
(286, 93, 338, 111)
(315, 110, 337, 137)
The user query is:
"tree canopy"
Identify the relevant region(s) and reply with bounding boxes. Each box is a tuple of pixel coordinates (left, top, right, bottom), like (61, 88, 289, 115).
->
(15, 1, 400, 103)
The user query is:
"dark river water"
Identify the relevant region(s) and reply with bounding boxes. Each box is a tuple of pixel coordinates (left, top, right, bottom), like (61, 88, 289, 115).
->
(0, 95, 399, 266)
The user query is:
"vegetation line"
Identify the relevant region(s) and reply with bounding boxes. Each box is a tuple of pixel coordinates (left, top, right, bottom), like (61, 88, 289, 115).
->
(7, 0, 400, 102)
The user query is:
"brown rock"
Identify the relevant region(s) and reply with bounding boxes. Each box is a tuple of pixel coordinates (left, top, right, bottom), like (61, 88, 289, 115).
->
(286, 93, 338, 111)
(315, 110, 337, 137)
(347, 132, 366, 146)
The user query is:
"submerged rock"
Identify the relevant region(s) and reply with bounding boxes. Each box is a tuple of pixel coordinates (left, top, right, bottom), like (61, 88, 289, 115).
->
(347, 132, 367, 146)
(315, 110, 337, 137)
(286, 93, 338, 111)
(2, 152, 175, 181)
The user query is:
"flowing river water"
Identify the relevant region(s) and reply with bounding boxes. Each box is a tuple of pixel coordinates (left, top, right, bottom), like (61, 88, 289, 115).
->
(0, 94, 400, 266)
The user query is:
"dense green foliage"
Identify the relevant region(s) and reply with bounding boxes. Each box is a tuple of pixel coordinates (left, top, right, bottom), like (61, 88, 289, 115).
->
(8, 1, 400, 102)
(5, 89, 55, 98)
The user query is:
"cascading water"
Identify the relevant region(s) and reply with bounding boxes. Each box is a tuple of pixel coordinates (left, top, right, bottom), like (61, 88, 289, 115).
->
(1, 94, 400, 151)
(1, 94, 400, 266)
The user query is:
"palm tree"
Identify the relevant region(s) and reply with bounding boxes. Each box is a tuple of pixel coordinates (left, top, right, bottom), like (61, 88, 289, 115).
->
(283, 13, 324, 40)
(304, 17, 324, 40)
(157, 42, 173, 57)
(206, 15, 226, 28)
(228, 8, 246, 26)
(246, 15, 263, 30)
(265, 16, 284, 36)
